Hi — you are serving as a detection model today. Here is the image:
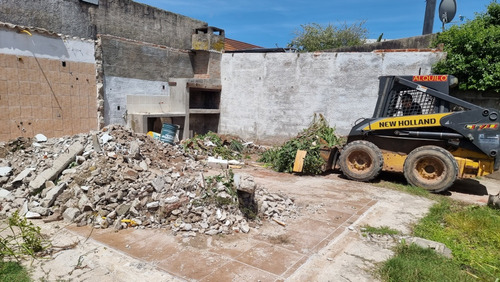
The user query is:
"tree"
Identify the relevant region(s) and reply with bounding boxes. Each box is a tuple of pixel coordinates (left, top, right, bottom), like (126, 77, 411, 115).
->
(288, 21, 368, 52)
(432, 1, 500, 92)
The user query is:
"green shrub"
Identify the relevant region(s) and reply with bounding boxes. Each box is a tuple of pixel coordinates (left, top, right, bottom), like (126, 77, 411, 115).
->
(259, 114, 343, 174)
(433, 2, 500, 92)
(1, 211, 49, 262)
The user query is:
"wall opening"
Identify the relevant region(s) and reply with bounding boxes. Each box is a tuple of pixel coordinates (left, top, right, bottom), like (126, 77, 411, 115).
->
(189, 114, 219, 136)
(147, 116, 185, 139)
(189, 89, 220, 109)
(188, 88, 221, 136)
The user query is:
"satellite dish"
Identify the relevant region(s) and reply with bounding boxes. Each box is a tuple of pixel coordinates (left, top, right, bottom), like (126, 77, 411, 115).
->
(439, 0, 457, 24)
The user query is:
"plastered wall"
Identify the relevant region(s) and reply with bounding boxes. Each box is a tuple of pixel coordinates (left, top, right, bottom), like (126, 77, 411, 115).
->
(219, 51, 447, 144)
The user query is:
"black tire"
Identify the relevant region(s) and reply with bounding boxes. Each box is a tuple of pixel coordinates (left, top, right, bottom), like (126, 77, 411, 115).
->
(403, 145, 458, 192)
(339, 140, 383, 182)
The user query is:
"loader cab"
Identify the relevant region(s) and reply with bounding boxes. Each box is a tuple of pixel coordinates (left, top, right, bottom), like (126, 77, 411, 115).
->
(373, 75, 463, 118)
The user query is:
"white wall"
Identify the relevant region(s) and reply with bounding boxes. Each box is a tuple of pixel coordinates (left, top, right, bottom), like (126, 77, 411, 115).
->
(104, 76, 177, 125)
(0, 29, 95, 63)
(220, 51, 446, 144)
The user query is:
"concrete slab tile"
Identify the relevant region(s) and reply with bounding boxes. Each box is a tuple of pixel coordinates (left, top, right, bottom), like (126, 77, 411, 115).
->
(236, 242, 304, 276)
(202, 234, 259, 259)
(156, 248, 233, 280)
(200, 261, 279, 282)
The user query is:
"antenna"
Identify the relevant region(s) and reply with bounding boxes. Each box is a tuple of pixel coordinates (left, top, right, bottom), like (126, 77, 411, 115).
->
(439, 0, 457, 31)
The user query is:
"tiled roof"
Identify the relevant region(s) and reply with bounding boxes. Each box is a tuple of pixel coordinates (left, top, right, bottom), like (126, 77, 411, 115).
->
(224, 38, 262, 51)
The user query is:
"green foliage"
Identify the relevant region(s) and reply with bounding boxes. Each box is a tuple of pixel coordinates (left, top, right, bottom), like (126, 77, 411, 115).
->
(288, 21, 368, 52)
(361, 225, 399, 236)
(0, 261, 30, 282)
(379, 243, 473, 282)
(412, 199, 500, 280)
(183, 131, 242, 160)
(373, 181, 433, 198)
(432, 1, 500, 92)
(258, 114, 343, 174)
(1, 211, 49, 263)
(200, 170, 238, 207)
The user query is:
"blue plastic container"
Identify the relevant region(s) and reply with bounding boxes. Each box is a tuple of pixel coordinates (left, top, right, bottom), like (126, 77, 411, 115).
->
(160, 123, 178, 145)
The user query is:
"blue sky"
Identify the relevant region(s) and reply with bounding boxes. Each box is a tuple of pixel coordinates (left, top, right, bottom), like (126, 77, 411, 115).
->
(134, 0, 494, 48)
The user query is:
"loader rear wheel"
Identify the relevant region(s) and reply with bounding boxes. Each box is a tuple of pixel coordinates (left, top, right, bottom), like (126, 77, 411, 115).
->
(403, 146, 458, 192)
(339, 140, 383, 182)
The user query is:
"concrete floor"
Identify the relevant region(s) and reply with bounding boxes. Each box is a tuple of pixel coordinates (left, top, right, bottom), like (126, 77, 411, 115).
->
(63, 165, 498, 281)
(68, 182, 375, 281)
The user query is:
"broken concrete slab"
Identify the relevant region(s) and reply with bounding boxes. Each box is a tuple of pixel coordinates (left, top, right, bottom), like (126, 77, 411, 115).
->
(29, 142, 84, 192)
(0, 188, 11, 198)
(11, 167, 35, 184)
(41, 183, 68, 208)
(34, 134, 48, 142)
(235, 174, 256, 194)
(0, 166, 12, 177)
(406, 237, 453, 258)
(63, 208, 81, 222)
(25, 211, 42, 219)
(207, 157, 228, 169)
(488, 192, 500, 209)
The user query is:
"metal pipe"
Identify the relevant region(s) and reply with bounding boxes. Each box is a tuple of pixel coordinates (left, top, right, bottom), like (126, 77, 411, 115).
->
(395, 130, 463, 139)
(423, 0, 437, 35)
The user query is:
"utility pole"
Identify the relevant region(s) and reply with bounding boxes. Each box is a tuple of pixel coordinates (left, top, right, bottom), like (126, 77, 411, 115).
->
(423, 0, 437, 35)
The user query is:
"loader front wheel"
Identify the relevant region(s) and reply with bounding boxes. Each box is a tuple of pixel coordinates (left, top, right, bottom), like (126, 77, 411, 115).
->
(403, 146, 458, 192)
(339, 140, 383, 182)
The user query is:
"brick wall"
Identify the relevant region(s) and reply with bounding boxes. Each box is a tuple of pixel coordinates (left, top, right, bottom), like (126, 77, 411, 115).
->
(0, 54, 97, 141)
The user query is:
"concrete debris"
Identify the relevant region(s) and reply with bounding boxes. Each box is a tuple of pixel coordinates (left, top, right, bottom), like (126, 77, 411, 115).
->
(207, 157, 228, 169)
(0, 166, 12, 177)
(34, 134, 48, 142)
(25, 211, 42, 219)
(11, 167, 35, 184)
(29, 142, 84, 192)
(0, 125, 299, 236)
(0, 188, 11, 198)
(406, 237, 453, 258)
(488, 192, 500, 209)
(41, 182, 68, 208)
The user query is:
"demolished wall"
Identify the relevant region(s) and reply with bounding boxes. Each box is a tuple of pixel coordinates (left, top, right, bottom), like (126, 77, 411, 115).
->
(99, 35, 195, 125)
(1, 0, 223, 136)
(219, 51, 446, 144)
(0, 0, 205, 50)
(0, 23, 98, 141)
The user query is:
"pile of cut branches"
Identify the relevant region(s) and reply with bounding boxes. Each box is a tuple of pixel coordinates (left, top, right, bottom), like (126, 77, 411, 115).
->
(259, 114, 344, 174)
(182, 132, 246, 160)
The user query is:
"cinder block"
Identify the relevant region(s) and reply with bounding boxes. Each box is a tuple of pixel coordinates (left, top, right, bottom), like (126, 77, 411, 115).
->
(0, 116, 9, 131)
(5, 55, 18, 68)
(0, 81, 7, 95)
(0, 134, 9, 142)
(20, 94, 30, 106)
(8, 95, 20, 107)
(0, 54, 6, 67)
(20, 106, 33, 118)
(6, 68, 19, 82)
(8, 106, 21, 119)
(0, 67, 6, 81)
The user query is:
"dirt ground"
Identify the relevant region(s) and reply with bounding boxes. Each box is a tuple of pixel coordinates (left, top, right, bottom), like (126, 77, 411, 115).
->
(16, 165, 500, 281)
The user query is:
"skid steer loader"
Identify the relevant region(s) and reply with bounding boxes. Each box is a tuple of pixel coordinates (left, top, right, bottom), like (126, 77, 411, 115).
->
(335, 75, 500, 192)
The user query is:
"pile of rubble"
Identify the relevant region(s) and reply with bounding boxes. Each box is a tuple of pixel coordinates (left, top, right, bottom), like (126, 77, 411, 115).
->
(0, 126, 298, 236)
